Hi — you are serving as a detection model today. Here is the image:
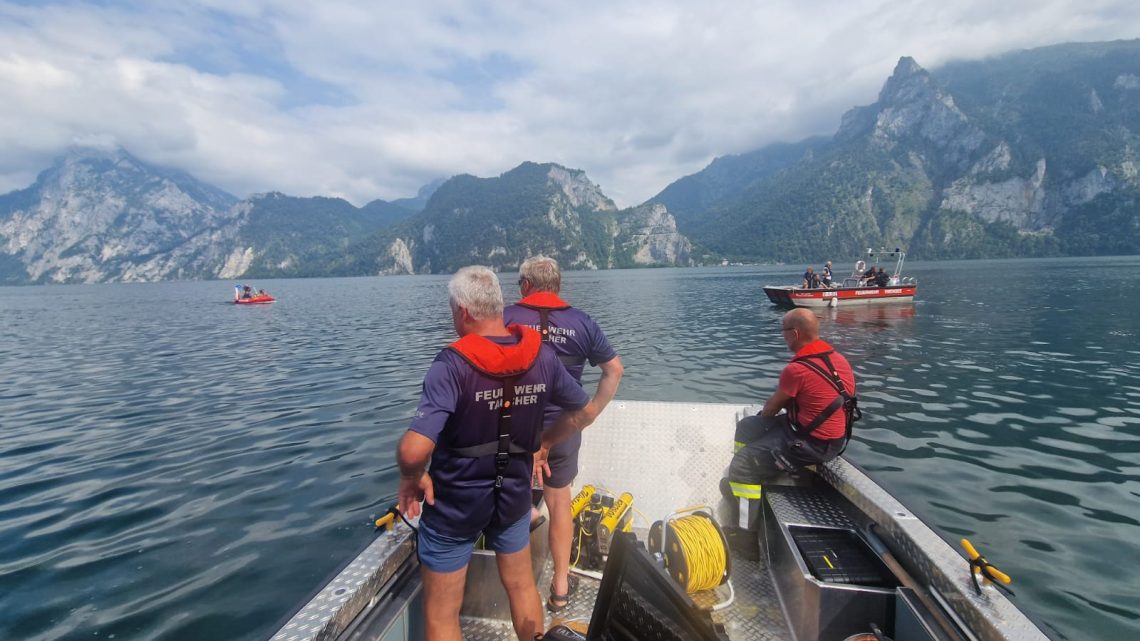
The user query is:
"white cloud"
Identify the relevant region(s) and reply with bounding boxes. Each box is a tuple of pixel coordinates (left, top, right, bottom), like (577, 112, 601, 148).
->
(0, 0, 1138, 206)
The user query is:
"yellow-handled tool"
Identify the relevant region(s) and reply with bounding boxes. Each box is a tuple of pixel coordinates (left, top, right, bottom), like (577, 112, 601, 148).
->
(961, 538, 1012, 585)
(375, 507, 400, 531)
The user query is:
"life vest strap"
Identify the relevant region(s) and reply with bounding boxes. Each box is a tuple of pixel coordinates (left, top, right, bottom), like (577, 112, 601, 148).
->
(450, 440, 529, 458)
(494, 375, 520, 488)
(789, 351, 860, 453)
(540, 308, 551, 340)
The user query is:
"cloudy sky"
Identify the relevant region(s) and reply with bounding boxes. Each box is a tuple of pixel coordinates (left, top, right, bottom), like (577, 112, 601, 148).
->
(1, 1, 1138, 207)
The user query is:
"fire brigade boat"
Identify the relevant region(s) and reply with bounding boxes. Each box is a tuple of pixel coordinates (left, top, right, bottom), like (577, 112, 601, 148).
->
(270, 400, 1048, 641)
(764, 249, 917, 308)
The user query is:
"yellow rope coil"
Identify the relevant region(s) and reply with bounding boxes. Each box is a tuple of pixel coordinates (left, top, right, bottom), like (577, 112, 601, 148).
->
(669, 515, 727, 593)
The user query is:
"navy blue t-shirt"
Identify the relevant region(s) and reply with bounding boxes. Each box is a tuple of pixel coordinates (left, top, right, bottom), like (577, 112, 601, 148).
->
(503, 304, 616, 386)
(409, 335, 589, 538)
(504, 301, 617, 460)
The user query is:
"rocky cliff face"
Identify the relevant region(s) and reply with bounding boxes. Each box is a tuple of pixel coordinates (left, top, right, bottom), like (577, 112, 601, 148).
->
(0, 148, 432, 283)
(0, 147, 239, 283)
(0, 151, 692, 284)
(613, 203, 691, 267)
(652, 40, 1140, 260)
(367, 163, 692, 275)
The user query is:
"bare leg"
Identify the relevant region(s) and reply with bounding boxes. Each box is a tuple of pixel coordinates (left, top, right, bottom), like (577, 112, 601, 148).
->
(422, 564, 468, 641)
(496, 544, 545, 640)
(542, 484, 573, 597)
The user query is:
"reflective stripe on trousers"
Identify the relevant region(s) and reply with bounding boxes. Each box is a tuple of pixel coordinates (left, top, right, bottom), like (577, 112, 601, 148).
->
(729, 481, 762, 500)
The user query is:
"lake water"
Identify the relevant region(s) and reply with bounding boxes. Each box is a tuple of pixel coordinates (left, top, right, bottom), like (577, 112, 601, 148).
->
(1, 257, 1138, 641)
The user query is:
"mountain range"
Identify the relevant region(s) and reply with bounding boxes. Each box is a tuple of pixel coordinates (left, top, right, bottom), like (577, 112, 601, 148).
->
(651, 40, 1140, 262)
(2, 39, 1138, 284)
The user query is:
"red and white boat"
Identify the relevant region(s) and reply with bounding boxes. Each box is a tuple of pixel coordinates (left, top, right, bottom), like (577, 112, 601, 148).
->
(764, 248, 917, 308)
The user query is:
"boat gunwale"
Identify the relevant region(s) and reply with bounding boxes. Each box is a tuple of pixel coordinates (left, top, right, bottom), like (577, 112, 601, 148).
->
(266, 401, 1050, 641)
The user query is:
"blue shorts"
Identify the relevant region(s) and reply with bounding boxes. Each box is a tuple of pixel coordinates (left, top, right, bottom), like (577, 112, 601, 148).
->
(543, 431, 581, 489)
(417, 513, 532, 573)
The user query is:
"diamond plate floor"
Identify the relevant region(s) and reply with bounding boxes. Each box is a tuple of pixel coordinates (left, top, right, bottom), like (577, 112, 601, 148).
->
(459, 532, 792, 641)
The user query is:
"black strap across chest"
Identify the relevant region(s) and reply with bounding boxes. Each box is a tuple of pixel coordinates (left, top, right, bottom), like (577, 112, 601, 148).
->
(789, 351, 860, 451)
(447, 375, 525, 489)
(492, 375, 519, 489)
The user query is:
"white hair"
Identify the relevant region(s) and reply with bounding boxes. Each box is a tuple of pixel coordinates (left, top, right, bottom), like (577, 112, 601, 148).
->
(448, 266, 504, 320)
(519, 255, 561, 292)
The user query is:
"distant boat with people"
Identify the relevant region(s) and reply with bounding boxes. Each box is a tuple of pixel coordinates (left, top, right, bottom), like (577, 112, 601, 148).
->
(233, 284, 275, 304)
(763, 248, 917, 308)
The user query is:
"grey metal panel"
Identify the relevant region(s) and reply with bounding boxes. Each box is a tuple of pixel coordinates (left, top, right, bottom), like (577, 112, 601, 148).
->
(763, 488, 895, 641)
(574, 400, 794, 641)
(818, 458, 1050, 641)
(711, 554, 792, 641)
(765, 486, 855, 530)
(271, 525, 416, 641)
(455, 617, 518, 640)
(575, 401, 754, 524)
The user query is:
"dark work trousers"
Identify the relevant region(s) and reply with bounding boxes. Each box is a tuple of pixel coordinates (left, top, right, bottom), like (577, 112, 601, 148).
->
(726, 415, 844, 530)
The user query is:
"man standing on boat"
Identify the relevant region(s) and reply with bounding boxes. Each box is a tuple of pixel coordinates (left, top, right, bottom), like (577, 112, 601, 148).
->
(727, 308, 858, 526)
(504, 255, 624, 613)
(397, 266, 598, 641)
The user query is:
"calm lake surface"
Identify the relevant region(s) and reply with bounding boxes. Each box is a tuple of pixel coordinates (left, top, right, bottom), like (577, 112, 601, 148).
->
(2, 257, 1138, 641)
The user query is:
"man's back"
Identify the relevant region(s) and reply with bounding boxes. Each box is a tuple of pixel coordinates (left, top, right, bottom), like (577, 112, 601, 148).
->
(504, 300, 616, 382)
(409, 332, 588, 537)
(780, 346, 855, 441)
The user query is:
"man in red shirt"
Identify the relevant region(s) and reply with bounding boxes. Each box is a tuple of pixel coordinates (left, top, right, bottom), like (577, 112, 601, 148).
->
(727, 308, 859, 515)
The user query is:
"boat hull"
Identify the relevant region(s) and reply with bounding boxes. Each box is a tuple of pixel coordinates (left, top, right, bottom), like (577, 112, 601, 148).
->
(234, 296, 275, 304)
(763, 285, 916, 307)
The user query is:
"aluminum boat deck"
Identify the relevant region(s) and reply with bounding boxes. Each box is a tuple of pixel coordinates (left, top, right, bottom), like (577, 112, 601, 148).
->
(271, 401, 1050, 641)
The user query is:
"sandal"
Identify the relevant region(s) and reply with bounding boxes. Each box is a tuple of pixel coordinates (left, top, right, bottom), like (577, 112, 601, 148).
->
(546, 575, 580, 612)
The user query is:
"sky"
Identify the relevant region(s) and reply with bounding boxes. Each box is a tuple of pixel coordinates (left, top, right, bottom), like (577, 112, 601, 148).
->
(1, 1, 1138, 208)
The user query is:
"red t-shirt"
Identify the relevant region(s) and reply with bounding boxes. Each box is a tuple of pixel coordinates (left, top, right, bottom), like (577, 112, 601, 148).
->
(777, 340, 856, 441)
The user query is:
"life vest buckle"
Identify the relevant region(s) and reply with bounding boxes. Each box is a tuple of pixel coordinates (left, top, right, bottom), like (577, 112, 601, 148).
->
(495, 452, 510, 468)
(494, 474, 504, 488)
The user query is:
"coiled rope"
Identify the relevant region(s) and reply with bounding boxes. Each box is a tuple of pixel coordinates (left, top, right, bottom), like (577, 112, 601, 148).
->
(667, 514, 728, 593)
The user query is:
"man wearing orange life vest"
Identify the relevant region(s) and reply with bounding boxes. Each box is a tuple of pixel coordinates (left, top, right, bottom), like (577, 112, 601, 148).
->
(503, 255, 624, 613)
(397, 266, 598, 641)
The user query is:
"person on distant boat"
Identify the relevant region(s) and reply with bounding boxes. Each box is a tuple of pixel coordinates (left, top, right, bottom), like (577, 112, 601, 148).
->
(861, 265, 876, 285)
(503, 255, 624, 613)
(257, 288, 268, 298)
(726, 308, 859, 536)
(396, 266, 598, 641)
(241, 285, 254, 299)
(821, 261, 834, 288)
(874, 267, 889, 287)
(802, 266, 819, 289)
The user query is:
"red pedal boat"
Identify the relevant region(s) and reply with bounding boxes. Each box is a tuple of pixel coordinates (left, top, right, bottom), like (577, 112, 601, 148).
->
(233, 284, 275, 304)
(234, 295, 275, 304)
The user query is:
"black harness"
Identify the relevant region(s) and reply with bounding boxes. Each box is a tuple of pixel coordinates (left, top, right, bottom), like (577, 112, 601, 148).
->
(518, 301, 581, 370)
(787, 350, 861, 454)
(444, 373, 530, 492)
